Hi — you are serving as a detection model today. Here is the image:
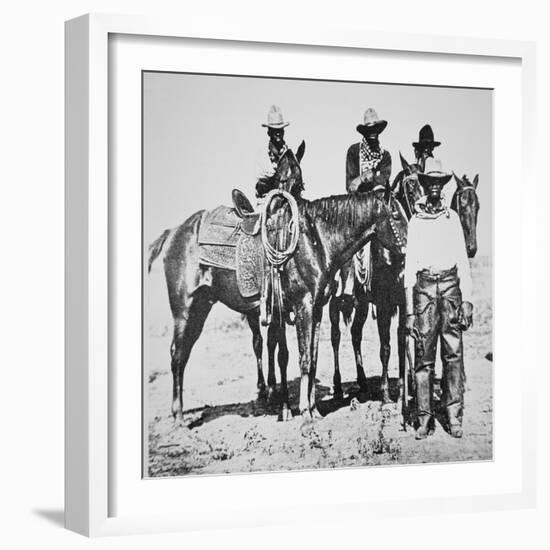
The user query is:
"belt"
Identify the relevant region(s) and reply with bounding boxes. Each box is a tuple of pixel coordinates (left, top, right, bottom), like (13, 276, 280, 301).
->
(417, 266, 457, 281)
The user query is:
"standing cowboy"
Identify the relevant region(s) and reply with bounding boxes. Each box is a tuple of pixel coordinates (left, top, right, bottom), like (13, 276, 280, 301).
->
(404, 158, 473, 440)
(346, 108, 392, 193)
(412, 124, 441, 171)
(256, 105, 290, 198)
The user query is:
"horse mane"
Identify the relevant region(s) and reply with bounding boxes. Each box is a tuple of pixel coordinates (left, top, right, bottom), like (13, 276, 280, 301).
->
(300, 193, 377, 229)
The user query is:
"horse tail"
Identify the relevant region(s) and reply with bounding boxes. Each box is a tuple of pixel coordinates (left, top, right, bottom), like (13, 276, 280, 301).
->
(148, 229, 171, 273)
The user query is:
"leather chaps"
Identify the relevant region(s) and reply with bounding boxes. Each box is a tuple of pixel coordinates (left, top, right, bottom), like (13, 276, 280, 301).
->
(413, 266, 465, 420)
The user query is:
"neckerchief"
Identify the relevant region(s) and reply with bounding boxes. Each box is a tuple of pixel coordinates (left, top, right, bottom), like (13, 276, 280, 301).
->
(268, 141, 287, 168)
(359, 138, 384, 175)
(414, 195, 450, 219)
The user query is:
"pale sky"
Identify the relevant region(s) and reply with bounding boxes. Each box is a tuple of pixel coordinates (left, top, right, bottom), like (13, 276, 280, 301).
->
(143, 72, 492, 256)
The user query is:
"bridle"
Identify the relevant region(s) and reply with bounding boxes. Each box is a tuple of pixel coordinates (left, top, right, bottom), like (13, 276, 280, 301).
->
(452, 184, 477, 221)
(401, 174, 420, 220)
(276, 150, 304, 197)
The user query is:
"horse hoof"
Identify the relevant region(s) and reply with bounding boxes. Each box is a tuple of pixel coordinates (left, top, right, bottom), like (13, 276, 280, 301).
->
(257, 385, 268, 400)
(310, 407, 323, 420)
(350, 397, 360, 411)
(279, 404, 292, 422)
(449, 424, 462, 438)
(382, 396, 393, 406)
(333, 389, 344, 401)
(172, 414, 185, 428)
(300, 415, 315, 436)
(266, 386, 276, 402)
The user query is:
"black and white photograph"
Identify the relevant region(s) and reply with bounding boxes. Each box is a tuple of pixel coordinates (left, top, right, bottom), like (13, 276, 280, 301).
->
(143, 71, 492, 477)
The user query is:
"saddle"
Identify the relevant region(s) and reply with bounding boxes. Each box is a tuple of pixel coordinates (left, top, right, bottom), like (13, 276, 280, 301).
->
(232, 189, 260, 235)
(198, 190, 264, 299)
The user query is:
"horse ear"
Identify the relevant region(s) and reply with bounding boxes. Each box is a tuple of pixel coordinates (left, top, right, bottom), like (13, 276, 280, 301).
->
(452, 171, 463, 188)
(296, 140, 305, 164)
(473, 174, 479, 188)
(399, 151, 411, 172)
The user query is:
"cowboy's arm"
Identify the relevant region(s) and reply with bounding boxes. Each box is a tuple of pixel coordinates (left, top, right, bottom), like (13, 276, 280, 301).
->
(374, 151, 392, 186)
(452, 213, 474, 328)
(256, 179, 272, 198)
(255, 148, 275, 197)
(346, 145, 363, 192)
(404, 217, 420, 332)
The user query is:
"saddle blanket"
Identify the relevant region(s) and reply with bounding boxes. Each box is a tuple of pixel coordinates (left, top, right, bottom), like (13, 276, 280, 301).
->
(198, 205, 264, 298)
(198, 205, 241, 270)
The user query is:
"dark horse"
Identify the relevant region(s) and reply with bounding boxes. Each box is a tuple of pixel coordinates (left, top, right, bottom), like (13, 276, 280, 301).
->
(451, 172, 480, 258)
(148, 147, 305, 424)
(149, 187, 407, 425)
(329, 154, 422, 403)
(329, 155, 479, 408)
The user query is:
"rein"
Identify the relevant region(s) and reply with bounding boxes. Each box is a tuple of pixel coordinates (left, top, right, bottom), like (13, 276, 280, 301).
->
(260, 188, 300, 266)
(401, 175, 416, 220)
(259, 188, 300, 326)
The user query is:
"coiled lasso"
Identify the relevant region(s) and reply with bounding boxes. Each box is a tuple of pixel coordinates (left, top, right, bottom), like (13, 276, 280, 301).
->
(259, 188, 300, 267)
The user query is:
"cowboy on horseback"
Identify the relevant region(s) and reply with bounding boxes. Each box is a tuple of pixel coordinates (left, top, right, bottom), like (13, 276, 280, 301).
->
(346, 108, 392, 193)
(391, 124, 441, 214)
(341, 108, 392, 302)
(255, 105, 291, 198)
(404, 158, 473, 440)
(412, 124, 441, 171)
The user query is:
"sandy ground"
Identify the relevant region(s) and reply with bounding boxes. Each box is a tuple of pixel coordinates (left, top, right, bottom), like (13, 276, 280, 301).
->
(145, 257, 492, 477)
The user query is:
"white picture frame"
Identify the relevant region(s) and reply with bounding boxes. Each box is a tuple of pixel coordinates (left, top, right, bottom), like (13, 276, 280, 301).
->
(65, 13, 537, 537)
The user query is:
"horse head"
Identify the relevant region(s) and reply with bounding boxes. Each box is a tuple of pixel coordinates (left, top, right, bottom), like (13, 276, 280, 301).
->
(392, 152, 425, 220)
(257, 141, 306, 200)
(276, 142, 305, 198)
(451, 172, 480, 258)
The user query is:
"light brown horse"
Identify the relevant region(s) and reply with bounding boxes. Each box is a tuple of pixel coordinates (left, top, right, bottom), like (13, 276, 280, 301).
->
(148, 148, 305, 421)
(149, 190, 408, 425)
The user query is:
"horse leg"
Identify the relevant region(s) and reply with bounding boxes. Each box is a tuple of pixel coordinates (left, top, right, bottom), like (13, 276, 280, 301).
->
(329, 296, 343, 400)
(351, 297, 369, 392)
(267, 321, 278, 401)
(247, 312, 266, 399)
(277, 323, 292, 421)
(397, 304, 407, 406)
(308, 310, 323, 419)
(295, 300, 313, 423)
(170, 291, 213, 425)
(376, 300, 392, 404)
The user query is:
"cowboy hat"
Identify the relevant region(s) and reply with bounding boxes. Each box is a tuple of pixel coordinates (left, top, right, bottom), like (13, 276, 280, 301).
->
(356, 108, 387, 136)
(417, 157, 452, 187)
(261, 105, 290, 129)
(412, 124, 441, 149)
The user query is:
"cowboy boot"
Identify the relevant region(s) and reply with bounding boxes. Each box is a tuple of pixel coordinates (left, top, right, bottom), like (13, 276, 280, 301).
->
(416, 414, 432, 440)
(447, 402, 463, 438)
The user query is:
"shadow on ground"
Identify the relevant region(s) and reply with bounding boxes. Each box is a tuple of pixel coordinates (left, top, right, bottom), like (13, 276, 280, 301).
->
(185, 375, 407, 428)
